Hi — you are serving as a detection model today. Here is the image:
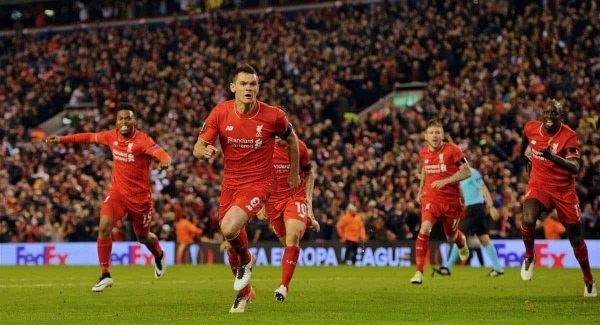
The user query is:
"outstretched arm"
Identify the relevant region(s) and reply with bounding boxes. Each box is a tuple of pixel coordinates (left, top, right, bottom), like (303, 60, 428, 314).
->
(45, 133, 98, 145)
(147, 145, 172, 170)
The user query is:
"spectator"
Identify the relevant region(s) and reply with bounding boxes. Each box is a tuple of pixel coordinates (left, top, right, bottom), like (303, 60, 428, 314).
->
(68, 85, 88, 108)
(336, 204, 366, 265)
(175, 213, 202, 264)
(543, 213, 567, 240)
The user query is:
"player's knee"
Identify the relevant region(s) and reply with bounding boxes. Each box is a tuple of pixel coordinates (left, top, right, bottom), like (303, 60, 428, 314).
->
(419, 222, 432, 234)
(445, 229, 458, 242)
(522, 202, 541, 226)
(285, 232, 301, 247)
(569, 237, 583, 248)
(221, 225, 239, 241)
(479, 235, 491, 246)
(521, 214, 536, 226)
(446, 234, 457, 242)
(135, 234, 149, 244)
(98, 216, 113, 239)
(98, 225, 112, 239)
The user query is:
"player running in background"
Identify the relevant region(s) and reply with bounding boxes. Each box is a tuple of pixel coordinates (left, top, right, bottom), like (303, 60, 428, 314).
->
(411, 118, 471, 285)
(520, 99, 596, 297)
(433, 167, 504, 277)
(193, 64, 300, 312)
(45, 103, 171, 292)
(258, 137, 319, 302)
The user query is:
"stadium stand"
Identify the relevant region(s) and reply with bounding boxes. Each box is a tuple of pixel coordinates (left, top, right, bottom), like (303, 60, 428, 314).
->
(1, 0, 599, 244)
(0, 0, 324, 31)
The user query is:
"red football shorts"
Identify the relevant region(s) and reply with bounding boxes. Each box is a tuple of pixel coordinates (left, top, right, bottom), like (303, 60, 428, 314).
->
(525, 182, 581, 224)
(100, 191, 153, 237)
(421, 199, 465, 238)
(219, 182, 272, 222)
(266, 197, 311, 238)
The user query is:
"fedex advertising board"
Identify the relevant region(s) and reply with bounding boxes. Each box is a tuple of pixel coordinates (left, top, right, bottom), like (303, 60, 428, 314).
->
(0, 242, 174, 266)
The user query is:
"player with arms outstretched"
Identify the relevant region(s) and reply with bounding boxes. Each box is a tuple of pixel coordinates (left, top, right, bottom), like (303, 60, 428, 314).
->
(45, 103, 171, 292)
(193, 64, 300, 312)
(258, 137, 319, 302)
(411, 118, 471, 285)
(520, 99, 596, 297)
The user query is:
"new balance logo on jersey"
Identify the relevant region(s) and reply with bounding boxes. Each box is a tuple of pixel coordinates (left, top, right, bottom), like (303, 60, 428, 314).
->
(225, 125, 234, 131)
(245, 197, 261, 211)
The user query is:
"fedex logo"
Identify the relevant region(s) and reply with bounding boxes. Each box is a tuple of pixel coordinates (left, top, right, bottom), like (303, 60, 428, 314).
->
(495, 243, 567, 268)
(111, 245, 154, 265)
(16, 245, 68, 265)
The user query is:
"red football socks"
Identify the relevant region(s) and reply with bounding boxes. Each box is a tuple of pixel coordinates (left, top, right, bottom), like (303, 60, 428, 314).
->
(227, 249, 240, 276)
(146, 234, 163, 259)
(521, 224, 536, 259)
(281, 246, 300, 288)
(97, 238, 112, 273)
(229, 228, 251, 265)
(415, 233, 430, 273)
(572, 241, 593, 282)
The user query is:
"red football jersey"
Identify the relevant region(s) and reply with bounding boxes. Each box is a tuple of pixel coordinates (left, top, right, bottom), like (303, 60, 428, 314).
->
(271, 139, 311, 202)
(419, 142, 466, 203)
(198, 100, 290, 188)
(61, 129, 164, 196)
(525, 121, 579, 189)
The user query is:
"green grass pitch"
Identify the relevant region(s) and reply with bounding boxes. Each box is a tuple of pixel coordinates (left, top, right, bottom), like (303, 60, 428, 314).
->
(0, 265, 598, 324)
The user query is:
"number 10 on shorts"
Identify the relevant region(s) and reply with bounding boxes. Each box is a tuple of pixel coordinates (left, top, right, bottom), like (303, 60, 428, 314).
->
(295, 202, 307, 218)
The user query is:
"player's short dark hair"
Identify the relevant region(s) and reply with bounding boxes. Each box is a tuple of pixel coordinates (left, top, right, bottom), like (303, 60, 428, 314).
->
(232, 64, 258, 82)
(425, 118, 443, 130)
(116, 102, 136, 116)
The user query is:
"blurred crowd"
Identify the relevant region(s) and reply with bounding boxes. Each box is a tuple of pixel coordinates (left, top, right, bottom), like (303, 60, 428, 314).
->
(1, 0, 599, 246)
(0, 0, 323, 31)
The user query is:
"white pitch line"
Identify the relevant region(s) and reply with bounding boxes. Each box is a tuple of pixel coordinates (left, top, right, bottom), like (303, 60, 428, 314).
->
(0, 276, 376, 288)
(0, 283, 83, 288)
